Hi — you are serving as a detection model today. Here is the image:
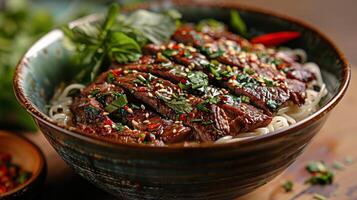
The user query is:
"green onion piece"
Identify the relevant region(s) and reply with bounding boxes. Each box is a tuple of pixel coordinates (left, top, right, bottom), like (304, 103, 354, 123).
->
(230, 10, 248, 38)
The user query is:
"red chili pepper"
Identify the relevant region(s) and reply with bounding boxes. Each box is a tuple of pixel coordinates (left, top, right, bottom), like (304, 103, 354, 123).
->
(179, 114, 186, 121)
(147, 123, 161, 131)
(103, 117, 113, 126)
(250, 31, 301, 46)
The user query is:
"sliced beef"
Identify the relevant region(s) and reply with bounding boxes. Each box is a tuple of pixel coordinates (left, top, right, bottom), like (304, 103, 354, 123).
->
(113, 60, 272, 132)
(142, 42, 292, 113)
(111, 70, 232, 141)
(72, 75, 192, 144)
(71, 95, 158, 144)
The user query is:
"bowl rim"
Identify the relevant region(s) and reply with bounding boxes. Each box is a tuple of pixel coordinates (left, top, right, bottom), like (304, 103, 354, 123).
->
(0, 131, 46, 197)
(13, 0, 351, 150)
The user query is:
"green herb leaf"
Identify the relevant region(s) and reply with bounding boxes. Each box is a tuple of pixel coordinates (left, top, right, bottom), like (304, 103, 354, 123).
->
(187, 71, 209, 91)
(158, 95, 193, 114)
(106, 31, 142, 63)
(230, 10, 248, 38)
(105, 94, 128, 113)
(305, 161, 334, 185)
(282, 180, 294, 192)
(124, 10, 177, 45)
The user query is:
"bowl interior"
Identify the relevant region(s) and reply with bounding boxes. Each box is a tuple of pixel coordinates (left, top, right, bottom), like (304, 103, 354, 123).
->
(0, 131, 44, 196)
(15, 3, 347, 143)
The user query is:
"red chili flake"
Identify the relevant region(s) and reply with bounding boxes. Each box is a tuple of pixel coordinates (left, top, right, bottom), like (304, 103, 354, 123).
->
(180, 79, 188, 84)
(188, 112, 195, 118)
(123, 105, 129, 110)
(172, 44, 180, 50)
(103, 117, 113, 126)
(222, 77, 229, 81)
(178, 50, 185, 56)
(112, 69, 123, 76)
(179, 114, 187, 121)
(250, 31, 301, 47)
(137, 87, 147, 92)
(220, 96, 228, 102)
(277, 63, 289, 70)
(147, 123, 161, 131)
(0, 152, 32, 194)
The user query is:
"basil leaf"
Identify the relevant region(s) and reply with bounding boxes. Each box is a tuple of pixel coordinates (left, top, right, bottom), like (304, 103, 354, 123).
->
(124, 10, 177, 44)
(107, 31, 142, 64)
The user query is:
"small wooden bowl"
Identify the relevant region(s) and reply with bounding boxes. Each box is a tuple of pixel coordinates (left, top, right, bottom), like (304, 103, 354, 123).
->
(0, 131, 46, 200)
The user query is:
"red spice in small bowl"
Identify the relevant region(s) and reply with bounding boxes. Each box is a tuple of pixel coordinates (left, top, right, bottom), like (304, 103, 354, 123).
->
(0, 152, 32, 194)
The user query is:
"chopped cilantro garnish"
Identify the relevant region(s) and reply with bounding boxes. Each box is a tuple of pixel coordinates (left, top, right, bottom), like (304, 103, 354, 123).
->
(209, 48, 224, 59)
(162, 49, 177, 57)
(267, 99, 278, 110)
(202, 120, 214, 126)
(282, 180, 293, 192)
(187, 71, 209, 91)
(89, 88, 100, 98)
(243, 67, 255, 75)
(105, 94, 128, 113)
(305, 161, 333, 185)
(113, 123, 125, 132)
(107, 72, 116, 83)
(241, 96, 250, 103)
(158, 95, 193, 114)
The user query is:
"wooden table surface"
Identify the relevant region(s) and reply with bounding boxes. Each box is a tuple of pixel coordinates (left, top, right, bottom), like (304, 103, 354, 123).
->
(23, 66, 356, 200)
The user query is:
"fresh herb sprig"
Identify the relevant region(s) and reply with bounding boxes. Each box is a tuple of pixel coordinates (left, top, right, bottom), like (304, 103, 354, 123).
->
(63, 4, 179, 83)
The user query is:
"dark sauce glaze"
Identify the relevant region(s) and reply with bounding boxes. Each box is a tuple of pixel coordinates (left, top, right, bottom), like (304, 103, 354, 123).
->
(71, 24, 316, 145)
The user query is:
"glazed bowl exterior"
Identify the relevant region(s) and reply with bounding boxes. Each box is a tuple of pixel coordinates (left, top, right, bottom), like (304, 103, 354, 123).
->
(13, 1, 350, 199)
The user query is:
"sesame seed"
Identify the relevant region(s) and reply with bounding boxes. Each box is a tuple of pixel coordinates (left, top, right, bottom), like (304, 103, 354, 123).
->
(127, 108, 133, 114)
(143, 120, 150, 124)
(131, 120, 139, 127)
(141, 104, 146, 110)
(145, 113, 149, 118)
(173, 129, 177, 133)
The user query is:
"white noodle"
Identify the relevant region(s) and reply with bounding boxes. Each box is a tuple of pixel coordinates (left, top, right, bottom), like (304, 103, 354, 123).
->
(49, 83, 85, 126)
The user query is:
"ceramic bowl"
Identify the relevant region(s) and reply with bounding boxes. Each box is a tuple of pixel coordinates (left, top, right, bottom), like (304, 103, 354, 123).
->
(13, 1, 350, 199)
(0, 131, 46, 200)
